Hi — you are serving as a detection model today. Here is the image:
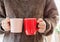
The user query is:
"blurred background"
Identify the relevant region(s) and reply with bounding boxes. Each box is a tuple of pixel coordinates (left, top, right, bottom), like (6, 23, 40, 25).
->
(0, 0, 60, 42)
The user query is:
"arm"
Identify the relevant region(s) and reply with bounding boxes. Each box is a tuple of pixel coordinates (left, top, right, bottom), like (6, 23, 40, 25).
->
(43, 0, 59, 36)
(0, 0, 6, 34)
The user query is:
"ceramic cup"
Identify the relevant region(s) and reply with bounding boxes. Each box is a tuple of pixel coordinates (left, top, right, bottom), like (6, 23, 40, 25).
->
(24, 18, 38, 35)
(10, 18, 23, 33)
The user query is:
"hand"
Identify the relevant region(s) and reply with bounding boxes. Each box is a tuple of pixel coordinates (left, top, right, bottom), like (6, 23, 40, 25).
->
(37, 18, 46, 33)
(1, 17, 10, 31)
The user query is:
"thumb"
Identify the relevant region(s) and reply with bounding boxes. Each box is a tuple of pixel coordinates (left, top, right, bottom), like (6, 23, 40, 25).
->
(6, 17, 10, 22)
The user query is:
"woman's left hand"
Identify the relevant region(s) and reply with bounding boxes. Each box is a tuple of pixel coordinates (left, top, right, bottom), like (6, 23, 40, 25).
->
(37, 18, 46, 33)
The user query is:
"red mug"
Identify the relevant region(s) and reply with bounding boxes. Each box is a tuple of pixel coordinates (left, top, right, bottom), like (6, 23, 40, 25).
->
(24, 18, 38, 35)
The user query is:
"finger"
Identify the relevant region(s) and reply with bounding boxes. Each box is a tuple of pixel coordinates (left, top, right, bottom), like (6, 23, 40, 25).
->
(2, 18, 10, 27)
(38, 28, 46, 33)
(37, 18, 43, 23)
(38, 25, 46, 32)
(38, 22, 46, 28)
(38, 25, 45, 28)
(38, 22, 46, 26)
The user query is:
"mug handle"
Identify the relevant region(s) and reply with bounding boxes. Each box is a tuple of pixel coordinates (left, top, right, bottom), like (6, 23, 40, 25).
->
(36, 23, 39, 30)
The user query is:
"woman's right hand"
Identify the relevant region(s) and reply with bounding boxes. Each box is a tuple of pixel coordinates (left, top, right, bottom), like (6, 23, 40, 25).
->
(1, 17, 10, 31)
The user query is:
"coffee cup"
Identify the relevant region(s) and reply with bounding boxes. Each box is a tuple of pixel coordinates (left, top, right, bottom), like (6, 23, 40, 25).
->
(10, 18, 23, 33)
(24, 18, 38, 35)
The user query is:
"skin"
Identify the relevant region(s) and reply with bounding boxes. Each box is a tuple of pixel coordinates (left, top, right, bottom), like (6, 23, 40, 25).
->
(1, 18, 46, 33)
(37, 18, 46, 33)
(1, 17, 10, 31)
